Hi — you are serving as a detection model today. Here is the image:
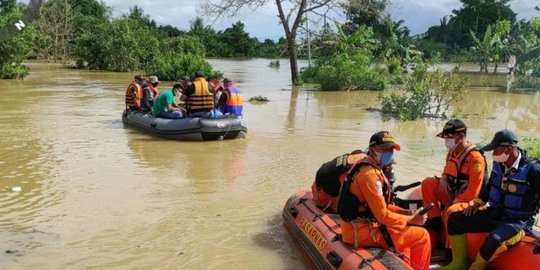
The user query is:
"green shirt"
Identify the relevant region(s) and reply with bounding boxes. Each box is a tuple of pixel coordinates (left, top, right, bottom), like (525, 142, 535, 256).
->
(152, 90, 175, 114)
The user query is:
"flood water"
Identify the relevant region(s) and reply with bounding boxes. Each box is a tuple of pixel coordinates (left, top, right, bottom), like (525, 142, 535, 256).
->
(1, 59, 539, 269)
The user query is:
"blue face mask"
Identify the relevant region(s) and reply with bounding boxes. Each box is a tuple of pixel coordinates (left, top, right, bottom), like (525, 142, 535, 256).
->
(377, 151, 394, 167)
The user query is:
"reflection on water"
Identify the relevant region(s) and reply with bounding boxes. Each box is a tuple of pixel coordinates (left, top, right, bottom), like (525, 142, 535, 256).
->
(0, 60, 539, 269)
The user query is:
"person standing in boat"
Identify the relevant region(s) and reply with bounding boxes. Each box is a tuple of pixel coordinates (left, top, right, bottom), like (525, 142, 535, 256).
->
(338, 131, 431, 270)
(125, 75, 145, 111)
(420, 119, 487, 241)
(183, 71, 223, 118)
(215, 78, 244, 117)
(441, 129, 540, 270)
(152, 83, 185, 119)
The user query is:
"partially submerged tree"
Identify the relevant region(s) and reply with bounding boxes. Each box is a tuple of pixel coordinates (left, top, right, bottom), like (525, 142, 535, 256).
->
(378, 65, 468, 121)
(33, 0, 75, 61)
(202, 0, 334, 83)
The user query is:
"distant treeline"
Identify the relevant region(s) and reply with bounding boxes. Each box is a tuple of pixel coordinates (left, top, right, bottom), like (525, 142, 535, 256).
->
(0, 0, 286, 79)
(1, 0, 539, 81)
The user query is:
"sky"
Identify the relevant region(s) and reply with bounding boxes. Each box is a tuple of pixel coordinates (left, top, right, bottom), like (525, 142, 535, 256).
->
(24, 0, 540, 40)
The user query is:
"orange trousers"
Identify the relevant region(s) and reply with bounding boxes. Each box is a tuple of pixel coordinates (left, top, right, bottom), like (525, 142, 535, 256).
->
(342, 222, 431, 270)
(421, 177, 470, 245)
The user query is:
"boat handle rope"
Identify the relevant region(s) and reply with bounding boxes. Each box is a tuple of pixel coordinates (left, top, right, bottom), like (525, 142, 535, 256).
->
(321, 198, 333, 212)
(299, 198, 340, 236)
(218, 119, 233, 140)
(297, 196, 418, 269)
(298, 198, 376, 270)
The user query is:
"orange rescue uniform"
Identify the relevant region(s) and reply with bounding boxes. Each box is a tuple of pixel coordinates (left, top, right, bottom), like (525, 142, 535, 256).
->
(421, 143, 486, 233)
(341, 156, 431, 270)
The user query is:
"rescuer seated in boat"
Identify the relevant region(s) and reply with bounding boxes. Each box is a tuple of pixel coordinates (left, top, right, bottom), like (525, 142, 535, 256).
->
(125, 75, 146, 111)
(183, 71, 223, 118)
(215, 78, 244, 117)
(144, 75, 160, 108)
(152, 83, 185, 119)
(312, 150, 397, 213)
(338, 131, 431, 270)
(139, 76, 158, 112)
(441, 129, 540, 270)
(420, 119, 487, 247)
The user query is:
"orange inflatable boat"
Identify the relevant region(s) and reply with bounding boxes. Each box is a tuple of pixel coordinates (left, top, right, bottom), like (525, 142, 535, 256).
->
(283, 190, 413, 270)
(283, 190, 540, 270)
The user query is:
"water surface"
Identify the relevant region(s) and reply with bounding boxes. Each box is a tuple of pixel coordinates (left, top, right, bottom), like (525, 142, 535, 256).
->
(0, 59, 538, 269)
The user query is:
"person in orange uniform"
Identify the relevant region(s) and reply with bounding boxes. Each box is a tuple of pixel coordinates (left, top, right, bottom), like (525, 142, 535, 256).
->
(420, 119, 486, 242)
(338, 131, 431, 270)
(312, 150, 367, 212)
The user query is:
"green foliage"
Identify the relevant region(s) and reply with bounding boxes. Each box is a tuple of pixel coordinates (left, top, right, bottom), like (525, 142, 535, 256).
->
(258, 39, 283, 58)
(378, 65, 468, 120)
(301, 54, 388, 91)
(514, 76, 540, 90)
(523, 138, 540, 159)
(0, 1, 36, 79)
(425, 0, 516, 50)
(414, 39, 449, 60)
(145, 53, 221, 81)
(300, 26, 390, 91)
(218, 21, 256, 57)
(143, 35, 221, 81)
(0, 63, 30, 79)
(470, 20, 513, 73)
(343, 0, 402, 40)
(187, 18, 264, 58)
(71, 7, 222, 79)
(71, 0, 109, 35)
(74, 18, 153, 71)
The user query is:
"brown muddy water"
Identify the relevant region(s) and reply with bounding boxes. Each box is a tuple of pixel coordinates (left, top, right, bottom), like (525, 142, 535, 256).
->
(0, 59, 539, 269)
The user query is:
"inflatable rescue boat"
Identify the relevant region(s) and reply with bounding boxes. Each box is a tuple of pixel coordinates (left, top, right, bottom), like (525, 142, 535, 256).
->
(122, 109, 247, 141)
(283, 190, 540, 270)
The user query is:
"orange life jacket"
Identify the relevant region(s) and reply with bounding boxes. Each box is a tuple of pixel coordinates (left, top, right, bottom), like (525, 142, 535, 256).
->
(125, 81, 142, 109)
(337, 157, 393, 221)
(443, 144, 479, 193)
(147, 83, 159, 99)
(222, 85, 244, 116)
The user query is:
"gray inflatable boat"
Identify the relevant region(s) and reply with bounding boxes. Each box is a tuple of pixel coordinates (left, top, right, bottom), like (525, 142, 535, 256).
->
(122, 109, 247, 141)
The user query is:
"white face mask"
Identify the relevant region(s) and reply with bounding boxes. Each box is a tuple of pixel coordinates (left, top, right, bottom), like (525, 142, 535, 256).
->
(445, 138, 456, 149)
(493, 152, 510, 163)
